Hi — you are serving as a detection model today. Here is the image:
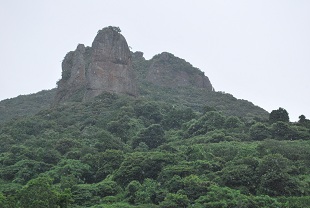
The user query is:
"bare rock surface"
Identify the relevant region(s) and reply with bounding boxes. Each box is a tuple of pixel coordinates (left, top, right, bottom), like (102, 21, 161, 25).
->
(146, 52, 213, 90)
(54, 27, 137, 104)
(54, 27, 213, 104)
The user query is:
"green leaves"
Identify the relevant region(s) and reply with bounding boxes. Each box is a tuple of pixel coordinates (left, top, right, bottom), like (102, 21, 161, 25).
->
(250, 122, 270, 140)
(133, 124, 165, 149)
(184, 111, 225, 137)
(269, 107, 290, 123)
(1, 84, 310, 207)
(159, 193, 190, 208)
(19, 177, 58, 208)
(257, 154, 297, 196)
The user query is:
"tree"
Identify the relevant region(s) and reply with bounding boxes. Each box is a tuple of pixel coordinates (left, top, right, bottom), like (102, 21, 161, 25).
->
(126, 180, 141, 204)
(299, 115, 306, 123)
(298, 115, 310, 128)
(162, 107, 195, 130)
(184, 111, 225, 137)
(134, 124, 165, 149)
(225, 116, 243, 129)
(0, 192, 9, 208)
(221, 158, 259, 194)
(270, 121, 297, 140)
(19, 177, 58, 208)
(257, 154, 298, 196)
(249, 122, 270, 140)
(181, 175, 210, 200)
(194, 185, 249, 208)
(159, 193, 190, 208)
(269, 107, 289, 123)
(114, 152, 175, 186)
(202, 105, 217, 114)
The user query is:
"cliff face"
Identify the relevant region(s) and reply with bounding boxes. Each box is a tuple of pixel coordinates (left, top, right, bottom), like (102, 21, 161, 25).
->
(55, 27, 214, 104)
(54, 27, 137, 104)
(85, 27, 136, 100)
(145, 52, 213, 90)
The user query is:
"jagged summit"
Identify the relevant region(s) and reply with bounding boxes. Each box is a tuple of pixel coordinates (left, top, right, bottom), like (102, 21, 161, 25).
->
(146, 52, 213, 90)
(54, 26, 213, 104)
(54, 26, 137, 104)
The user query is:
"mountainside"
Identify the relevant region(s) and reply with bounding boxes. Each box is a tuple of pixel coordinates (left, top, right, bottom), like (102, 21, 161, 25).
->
(0, 89, 56, 123)
(0, 26, 268, 123)
(0, 91, 310, 207)
(1, 26, 310, 207)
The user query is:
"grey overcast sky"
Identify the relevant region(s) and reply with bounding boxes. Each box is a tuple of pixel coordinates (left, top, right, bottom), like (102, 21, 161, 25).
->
(0, 0, 309, 121)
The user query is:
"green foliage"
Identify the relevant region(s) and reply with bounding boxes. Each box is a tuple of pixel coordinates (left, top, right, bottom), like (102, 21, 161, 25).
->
(44, 159, 91, 183)
(184, 111, 225, 137)
(114, 152, 175, 186)
(0, 192, 9, 208)
(159, 193, 190, 208)
(1, 77, 310, 207)
(129, 178, 164, 205)
(0, 89, 56, 123)
(96, 177, 122, 197)
(278, 196, 310, 208)
(271, 121, 299, 140)
(107, 115, 143, 142)
(134, 101, 163, 124)
(250, 122, 270, 140)
(257, 154, 298, 196)
(181, 175, 210, 200)
(269, 107, 290, 123)
(225, 116, 244, 129)
(81, 150, 124, 182)
(162, 107, 196, 130)
(19, 177, 58, 208)
(194, 185, 248, 208)
(221, 157, 259, 194)
(133, 124, 165, 149)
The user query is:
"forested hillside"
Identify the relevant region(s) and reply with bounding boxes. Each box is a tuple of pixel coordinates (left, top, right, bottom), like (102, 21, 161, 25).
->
(1, 27, 309, 207)
(0, 50, 268, 124)
(0, 89, 56, 123)
(0, 92, 310, 207)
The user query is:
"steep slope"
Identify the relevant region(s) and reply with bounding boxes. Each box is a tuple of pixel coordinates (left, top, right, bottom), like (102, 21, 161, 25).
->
(54, 26, 137, 104)
(0, 89, 56, 123)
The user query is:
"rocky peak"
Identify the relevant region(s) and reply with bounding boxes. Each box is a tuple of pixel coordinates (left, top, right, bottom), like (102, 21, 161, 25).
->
(54, 26, 137, 104)
(91, 27, 131, 64)
(54, 27, 214, 104)
(145, 52, 213, 90)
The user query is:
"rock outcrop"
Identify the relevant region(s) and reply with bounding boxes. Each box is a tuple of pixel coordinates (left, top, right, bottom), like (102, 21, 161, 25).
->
(54, 26, 137, 104)
(54, 27, 214, 104)
(145, 52, 213, 90)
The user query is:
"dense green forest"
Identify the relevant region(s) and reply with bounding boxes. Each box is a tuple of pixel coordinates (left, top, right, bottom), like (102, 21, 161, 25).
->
(0, 46, 309, 207)
(0, 89, 56, 123)
(1, 90, 310, 207)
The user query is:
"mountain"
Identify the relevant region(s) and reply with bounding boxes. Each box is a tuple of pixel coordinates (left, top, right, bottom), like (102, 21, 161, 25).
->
(0, 26, 268, 123)
(0, 26, 310, 207)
